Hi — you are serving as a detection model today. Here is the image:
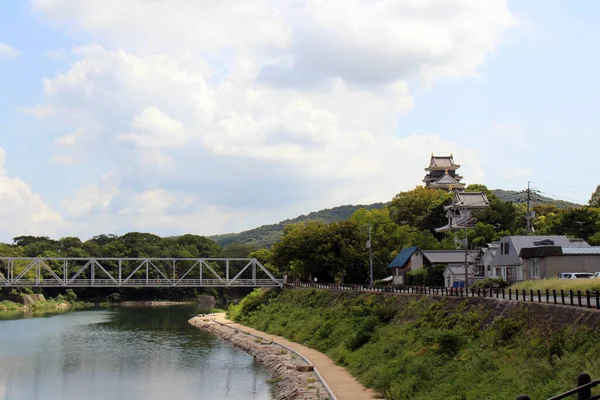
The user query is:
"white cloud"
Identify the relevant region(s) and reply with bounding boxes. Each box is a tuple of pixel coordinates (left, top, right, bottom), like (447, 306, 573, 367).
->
(117, 107, 188, 148)
(0, 43, 20, 58)
(0, 147, 65, 241)
(54, 130, 80, 146)
(25, 0, 516, 237)
(62, 171, 119, 217)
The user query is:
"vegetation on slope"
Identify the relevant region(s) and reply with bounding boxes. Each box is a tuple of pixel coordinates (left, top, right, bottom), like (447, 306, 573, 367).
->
(209, 203, 388, 248)
(229, 288, 600, 400)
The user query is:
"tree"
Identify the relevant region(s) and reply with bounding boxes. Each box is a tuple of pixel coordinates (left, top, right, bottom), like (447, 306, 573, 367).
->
(590, 185, 600, 207)
(389, 187, 452, 232)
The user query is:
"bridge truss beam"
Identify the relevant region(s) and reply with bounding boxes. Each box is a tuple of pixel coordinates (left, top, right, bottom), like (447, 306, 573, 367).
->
(0, 258, 283, 288)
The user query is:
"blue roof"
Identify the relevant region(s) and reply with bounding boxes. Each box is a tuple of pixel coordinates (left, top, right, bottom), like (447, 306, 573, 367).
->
(388, 246, 420, 268)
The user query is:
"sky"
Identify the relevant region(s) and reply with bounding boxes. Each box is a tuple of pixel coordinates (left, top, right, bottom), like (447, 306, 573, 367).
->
(0, 0, 598, 242)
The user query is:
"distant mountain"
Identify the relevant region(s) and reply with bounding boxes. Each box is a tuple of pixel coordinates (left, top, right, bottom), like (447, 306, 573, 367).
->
(209, 189, 581, 249)
(209, 203, 388, 248)
(491, 189, 581, 209)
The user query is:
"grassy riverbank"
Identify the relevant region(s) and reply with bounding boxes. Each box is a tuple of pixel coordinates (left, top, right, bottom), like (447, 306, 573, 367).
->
(512, 278, 600, 292)
(228, 288, 600, 400)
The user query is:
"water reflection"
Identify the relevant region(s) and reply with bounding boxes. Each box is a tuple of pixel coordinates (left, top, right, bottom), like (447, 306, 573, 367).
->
(0, 306, 273, 400)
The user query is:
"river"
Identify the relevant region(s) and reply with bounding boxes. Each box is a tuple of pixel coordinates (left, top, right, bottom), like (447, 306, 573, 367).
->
(0, 306, 274, 400)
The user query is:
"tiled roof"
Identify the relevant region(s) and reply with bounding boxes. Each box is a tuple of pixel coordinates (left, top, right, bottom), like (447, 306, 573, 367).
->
(445, 265, 477, 276)
(422, 250, 479, 264)
(431, 156, 455, 167)
(561, 247, 600, 255)
(454, 192, 489, 208)
(434, 174, 460, 185)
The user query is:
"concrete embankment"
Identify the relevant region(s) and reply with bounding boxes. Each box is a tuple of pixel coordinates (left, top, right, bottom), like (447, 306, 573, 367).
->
(189, 314, 376, 400)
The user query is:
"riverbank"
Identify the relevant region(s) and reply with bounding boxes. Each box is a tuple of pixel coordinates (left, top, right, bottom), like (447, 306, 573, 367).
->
(0, 298, 89, 312)
(189, 313, 377, 400)
(227, 287, 600, 400)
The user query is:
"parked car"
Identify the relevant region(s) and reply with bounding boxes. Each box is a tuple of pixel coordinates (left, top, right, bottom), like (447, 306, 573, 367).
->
(558, 272, 594, 279)
(594, 272, 600, 278)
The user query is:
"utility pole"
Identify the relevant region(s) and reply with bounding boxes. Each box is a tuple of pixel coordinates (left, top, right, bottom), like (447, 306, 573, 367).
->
(368, 223, 373, 289)
(526, 181, 532, 235)
(463, 211, 469, 291)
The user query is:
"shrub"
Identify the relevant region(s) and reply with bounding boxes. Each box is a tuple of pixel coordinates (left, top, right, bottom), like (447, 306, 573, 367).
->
(472, 278, 508, 289)
(406, 269, 426, 286)
(64, 289, 77, 302)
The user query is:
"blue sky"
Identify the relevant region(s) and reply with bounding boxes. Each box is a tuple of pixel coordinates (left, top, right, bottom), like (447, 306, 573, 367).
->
(0, 0, 598, 241)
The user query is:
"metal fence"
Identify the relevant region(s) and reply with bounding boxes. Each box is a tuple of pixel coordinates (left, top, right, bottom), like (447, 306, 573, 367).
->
(288, 282, 600, 309)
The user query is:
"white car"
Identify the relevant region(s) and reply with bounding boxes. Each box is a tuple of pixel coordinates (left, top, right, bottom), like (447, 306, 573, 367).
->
(558, 272, 594, 279)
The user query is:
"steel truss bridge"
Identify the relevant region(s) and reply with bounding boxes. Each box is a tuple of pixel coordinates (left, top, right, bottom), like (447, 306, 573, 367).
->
(0, 258, 283, 288)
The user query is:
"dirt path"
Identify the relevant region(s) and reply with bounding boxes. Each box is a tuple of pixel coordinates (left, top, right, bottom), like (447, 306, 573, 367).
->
(211, 313, 380, 400)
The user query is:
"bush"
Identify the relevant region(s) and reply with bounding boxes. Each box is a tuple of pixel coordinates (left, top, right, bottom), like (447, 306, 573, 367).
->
(64, 289, 77, 302)
(406, 269, 426, 286)
(471, 278, 508, 289)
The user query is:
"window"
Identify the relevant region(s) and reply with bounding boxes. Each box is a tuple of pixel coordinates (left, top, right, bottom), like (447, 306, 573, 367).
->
(531, 258, 540, 279)
(504, 242, 509, 255)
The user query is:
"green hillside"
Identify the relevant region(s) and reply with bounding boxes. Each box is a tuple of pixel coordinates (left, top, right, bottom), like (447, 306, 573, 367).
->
(209, 189, 581, 249)
(209, 203, 388, 248)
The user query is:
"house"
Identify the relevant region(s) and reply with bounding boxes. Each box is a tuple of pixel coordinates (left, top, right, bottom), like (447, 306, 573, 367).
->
(424, 250, 482, 288)
(480, 242, 500, 278)
(387, 246, 431, 285)
(490, 236, 575, 282)
(443, 265, 479, 288)
(435, 191, 490, 232)
(389, 247, 482, 287)
(519, 245, 600, 279)
(423, 154, 466, 190)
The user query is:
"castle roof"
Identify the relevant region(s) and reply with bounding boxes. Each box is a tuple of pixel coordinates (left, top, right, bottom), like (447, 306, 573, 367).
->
(426, 154, 460, 170)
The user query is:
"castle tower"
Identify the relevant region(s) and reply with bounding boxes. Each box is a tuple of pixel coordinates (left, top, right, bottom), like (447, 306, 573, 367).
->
(423, 154, 465, 191)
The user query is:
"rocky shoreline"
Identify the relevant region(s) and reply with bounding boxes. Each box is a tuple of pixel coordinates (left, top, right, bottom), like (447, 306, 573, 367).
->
(189, 315, 330, 400)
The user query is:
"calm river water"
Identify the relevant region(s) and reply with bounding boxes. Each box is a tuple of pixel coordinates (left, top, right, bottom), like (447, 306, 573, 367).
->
(0, 306, 274, 400)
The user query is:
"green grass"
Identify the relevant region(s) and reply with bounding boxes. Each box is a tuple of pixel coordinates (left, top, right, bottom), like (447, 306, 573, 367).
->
(229, 288, 600, 400)
(512, 278, 600, 292)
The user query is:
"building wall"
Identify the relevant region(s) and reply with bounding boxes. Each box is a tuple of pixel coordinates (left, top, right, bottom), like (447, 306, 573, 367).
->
(545, 256, 600, 277)
(410, 251, 425, 270)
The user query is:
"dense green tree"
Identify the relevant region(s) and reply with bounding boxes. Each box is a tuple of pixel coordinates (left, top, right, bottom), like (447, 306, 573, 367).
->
(389, 187, 452, 232)
(554, 207, 600, 239)
(589, 185, 600, 207)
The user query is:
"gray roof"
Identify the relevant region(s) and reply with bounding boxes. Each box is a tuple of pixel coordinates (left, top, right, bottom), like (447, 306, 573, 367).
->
(430, 155, 456, 167)
(567, 238, 591, 248)
(510, 236, 572, 251)
(434, 173, 460, 185)
(422, 250, 479, 264)
(520, 245, 600, 258)
(445, 265, 477, 276)
(454, 192, 489, 208)
(561, 247, 600, 255)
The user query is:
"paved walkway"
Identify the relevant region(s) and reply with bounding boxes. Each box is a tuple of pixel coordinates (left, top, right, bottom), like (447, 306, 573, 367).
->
(212, 313, 380, 400)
